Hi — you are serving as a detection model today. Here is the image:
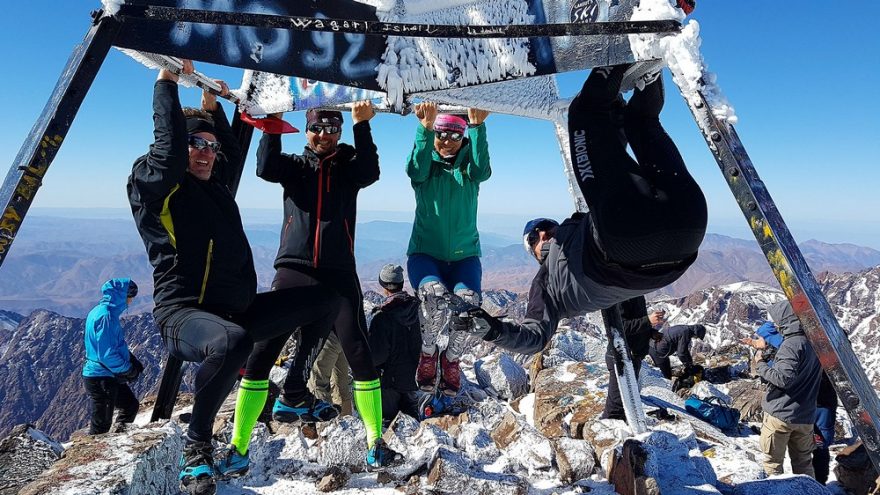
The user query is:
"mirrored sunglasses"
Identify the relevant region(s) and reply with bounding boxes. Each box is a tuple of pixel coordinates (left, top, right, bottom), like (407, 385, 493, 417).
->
(437, 131, 464, 142)
(308, 124, 341, 135)
(188, 135, 221, 153)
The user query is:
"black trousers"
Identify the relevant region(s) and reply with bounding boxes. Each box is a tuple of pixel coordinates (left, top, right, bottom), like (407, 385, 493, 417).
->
(648, 344, 673, 379)
(157, 285, 341, 442)
(381, 387, 422, 426)
(244, 266, 377, 405)
(83, 377, 139, 434)
(603, 353, 643, 421)
(568, 65, 707, 284)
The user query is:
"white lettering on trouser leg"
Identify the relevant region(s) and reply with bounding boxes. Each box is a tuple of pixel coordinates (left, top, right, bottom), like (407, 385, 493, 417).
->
(418, 281, 449, 354)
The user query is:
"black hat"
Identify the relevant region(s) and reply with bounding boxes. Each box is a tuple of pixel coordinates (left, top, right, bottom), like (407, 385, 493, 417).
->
(306, 109, 343, 127)
(127, 280, 139, 298)
(186, 116, 216, 136)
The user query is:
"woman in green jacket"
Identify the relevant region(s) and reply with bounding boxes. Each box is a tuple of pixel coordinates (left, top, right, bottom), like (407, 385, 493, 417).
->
(406, 102, 491, 396)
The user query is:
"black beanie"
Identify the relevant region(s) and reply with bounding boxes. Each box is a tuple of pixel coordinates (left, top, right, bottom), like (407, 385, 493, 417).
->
(186, 117, 216, 136)
(127, 280, 139, 298)
(306, 109, 343, 127)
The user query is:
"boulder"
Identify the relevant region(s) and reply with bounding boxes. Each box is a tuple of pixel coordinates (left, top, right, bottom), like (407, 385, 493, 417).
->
(314, 415, 368, 471)
(489, 412, 553, 472)
(553, 437, 596, 484)
(532, 361, 606, 439)
(382, 414, 453, 481)
(427, 447, 528, 495)
(315, 465, 350, 492)
(732, 476, 832, 495)
(474, 353, 529, 401)
(609, 432, 721, 495)
(0, 424, 63, 495)
(20, 421, 183, 495)
(728, 379, 764, 423)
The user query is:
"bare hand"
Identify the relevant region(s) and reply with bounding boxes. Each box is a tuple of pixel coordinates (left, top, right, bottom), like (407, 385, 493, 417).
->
(648, 310, 666, 328)
(352, 100, 375, 124)
(202, 79, 229, 112)
(755, 350, 764, 362)
(414, 102, 438, 130)
(158, 59, 194, 83)
(468, 108, 490, 126)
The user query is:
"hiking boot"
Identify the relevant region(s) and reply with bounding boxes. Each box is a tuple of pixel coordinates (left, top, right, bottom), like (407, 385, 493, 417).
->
(438, 351, 460, 397)
(179, 439, 216, 495)
(416, 349, 439, 392)
(620, 60, 664, 93)
(272, 397, 339, 423)
(365, 438, 403, 470)
(214, 444, 249, 478)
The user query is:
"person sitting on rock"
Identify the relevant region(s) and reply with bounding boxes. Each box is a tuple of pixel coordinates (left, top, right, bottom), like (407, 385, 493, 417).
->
(367, 264, 423, 426)
(446, 64, 707, 372)
(648, 324, 706, 380)
(82, 278, 142, 435)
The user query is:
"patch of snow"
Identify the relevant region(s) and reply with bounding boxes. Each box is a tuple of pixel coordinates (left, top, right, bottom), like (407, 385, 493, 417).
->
(101, 0, 124, 16)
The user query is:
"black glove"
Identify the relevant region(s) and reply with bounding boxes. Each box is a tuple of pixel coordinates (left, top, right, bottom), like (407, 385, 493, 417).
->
(117, 353, 143, 383)
(445, 293, 500, 340)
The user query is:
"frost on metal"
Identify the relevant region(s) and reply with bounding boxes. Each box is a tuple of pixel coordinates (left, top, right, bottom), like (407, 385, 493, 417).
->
(101, 0, 125, 16)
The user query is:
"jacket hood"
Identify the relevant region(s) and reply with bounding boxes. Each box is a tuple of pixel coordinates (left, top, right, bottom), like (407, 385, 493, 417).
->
(769, 300, 802, 336)
(100, 278, 131, 315)
(381, 292, 419, 327)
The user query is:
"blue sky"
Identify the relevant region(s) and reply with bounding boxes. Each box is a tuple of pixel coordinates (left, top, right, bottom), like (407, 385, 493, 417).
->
(1, 1, 879, 248)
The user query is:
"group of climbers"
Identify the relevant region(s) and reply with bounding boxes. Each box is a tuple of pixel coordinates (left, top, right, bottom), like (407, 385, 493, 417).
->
(77, 56, 842, 495)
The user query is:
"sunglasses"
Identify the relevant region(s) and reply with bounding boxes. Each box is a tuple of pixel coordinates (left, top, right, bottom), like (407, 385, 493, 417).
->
(308, 124, 341, 135)
(188, 135, 221, 153)
(437, 131, 464, 142)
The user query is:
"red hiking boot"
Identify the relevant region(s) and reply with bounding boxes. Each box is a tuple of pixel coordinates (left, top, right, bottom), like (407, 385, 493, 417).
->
(438, 351, 460, 397)
(417, 350, 439, 392)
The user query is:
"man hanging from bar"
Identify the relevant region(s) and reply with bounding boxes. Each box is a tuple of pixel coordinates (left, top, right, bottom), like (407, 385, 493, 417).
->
(447, 63, 707, 362)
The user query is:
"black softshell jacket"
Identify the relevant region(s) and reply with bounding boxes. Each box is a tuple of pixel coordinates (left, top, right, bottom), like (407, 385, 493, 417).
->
(256, 122, 379, 271)
(128, 80, 255, 317)
(368, 292, 422, 391)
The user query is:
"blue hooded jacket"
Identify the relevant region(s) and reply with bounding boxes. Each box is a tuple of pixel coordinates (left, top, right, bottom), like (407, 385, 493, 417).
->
(755, 321, 783, 349)
(82, 278, 133, 378)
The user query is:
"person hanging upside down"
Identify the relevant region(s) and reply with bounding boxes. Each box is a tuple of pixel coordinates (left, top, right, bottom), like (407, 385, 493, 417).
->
(447, 64, 708, 360)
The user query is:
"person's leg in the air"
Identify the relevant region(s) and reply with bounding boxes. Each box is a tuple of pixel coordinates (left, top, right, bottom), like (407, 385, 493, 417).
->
(408, 254, 450, 391)
(441, 256, 483, 396)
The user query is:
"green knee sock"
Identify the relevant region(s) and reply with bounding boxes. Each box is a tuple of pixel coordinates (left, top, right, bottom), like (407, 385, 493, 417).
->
(353, 379, 383, 448)
(230, 378, 269, 455)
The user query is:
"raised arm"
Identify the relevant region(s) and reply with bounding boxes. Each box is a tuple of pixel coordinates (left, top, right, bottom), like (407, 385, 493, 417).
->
(256, 113, 311, 184)
(465, 108, 491, 182)
(406, 102, 437, 184)
(339, 101, 380, 188)
(202, 80, 243, 192)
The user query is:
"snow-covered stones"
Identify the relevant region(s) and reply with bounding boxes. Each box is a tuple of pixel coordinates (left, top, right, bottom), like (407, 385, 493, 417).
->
(532, 361, 607, 439)
(543, 329, 606, 368)
(690, 381, 732, 404)
(732, 476, 833, 495)
(426, 447, 528, 495)
(609, 432, 721, 495)
(20, 421, 183, 495)
(0, 424, 63, 494)
(553, 437, 596, 484)
(313, 415, 369, 470)
(383, 413, 453, 481)
(475, 353, 528, 401)
(489, 411, 553, 473)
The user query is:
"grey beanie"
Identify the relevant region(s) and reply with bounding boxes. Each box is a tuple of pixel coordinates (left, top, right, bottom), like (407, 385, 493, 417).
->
(379, 264, 404, 287)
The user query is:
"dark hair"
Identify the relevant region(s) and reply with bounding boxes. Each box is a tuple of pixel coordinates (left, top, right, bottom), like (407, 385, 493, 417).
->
(182, 108, 214, 122)
(127, 280, 139, 298)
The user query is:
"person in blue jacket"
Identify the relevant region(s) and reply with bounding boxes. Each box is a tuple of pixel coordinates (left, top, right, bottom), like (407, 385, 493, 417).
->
(82, 278, 143, 434)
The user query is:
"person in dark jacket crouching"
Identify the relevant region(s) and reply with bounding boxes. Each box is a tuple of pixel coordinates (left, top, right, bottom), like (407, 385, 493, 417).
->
(755, 300, 821, 478)
(648, 324, 706, 380)
(445, 64, 707, 401)
(82, 278, 142, 434)
(368, 264, 423, 426)
(127, 64, 342, 495)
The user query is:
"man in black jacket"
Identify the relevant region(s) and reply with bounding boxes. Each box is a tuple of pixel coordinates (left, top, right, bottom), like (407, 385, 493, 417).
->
(603, 296, 666, 420)
(648, 324, 706, 380)
(368, 264, 423, 426)
(127, 65, 342, 495)
(448, 64, 706, 393)
(241, 103, 398, 469)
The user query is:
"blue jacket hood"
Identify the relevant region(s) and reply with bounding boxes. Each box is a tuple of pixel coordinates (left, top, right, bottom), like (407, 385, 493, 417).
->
(100, 278, 132, 316)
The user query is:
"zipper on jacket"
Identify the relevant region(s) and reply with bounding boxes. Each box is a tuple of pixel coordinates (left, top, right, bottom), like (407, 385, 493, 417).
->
(198, 239, 214, 304)
(312, 151, 338, 267)
(344, 218, 354, 254)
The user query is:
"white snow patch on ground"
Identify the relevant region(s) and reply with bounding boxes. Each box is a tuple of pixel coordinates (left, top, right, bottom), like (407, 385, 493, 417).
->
(518, 392, 536, 426)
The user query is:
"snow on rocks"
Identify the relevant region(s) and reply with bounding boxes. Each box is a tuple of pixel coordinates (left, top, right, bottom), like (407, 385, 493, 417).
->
(475, 352, 529, 401)
(0, 424, 64, 494)
(732, 476, 834, 495)
(20, 421, 183, 495)
(314, 415, 370, 470)
(489, 411, 554, 474)
(553, 437, 597, 484)
(691, 380, 733, 404)
(427, 446, 528, 495)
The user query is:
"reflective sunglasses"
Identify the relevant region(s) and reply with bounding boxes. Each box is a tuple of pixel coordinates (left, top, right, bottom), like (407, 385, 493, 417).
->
(437, 131, 464, 142)
(307, 124, 341, 135)
(188, 135, 221, 153)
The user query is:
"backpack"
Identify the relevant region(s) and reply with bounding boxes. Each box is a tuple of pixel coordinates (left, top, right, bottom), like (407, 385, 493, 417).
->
(684, 395, 741, 431)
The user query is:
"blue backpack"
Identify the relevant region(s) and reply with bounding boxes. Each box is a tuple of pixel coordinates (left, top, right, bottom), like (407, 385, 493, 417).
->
(684, 395, 741, 431)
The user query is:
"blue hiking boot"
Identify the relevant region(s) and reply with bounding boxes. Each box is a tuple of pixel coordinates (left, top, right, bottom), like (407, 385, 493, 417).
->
(214, 444, 250, 478)
(365, 438, 403, 471)
(272, 397, 340, 423)
(178, 439, 216, 495)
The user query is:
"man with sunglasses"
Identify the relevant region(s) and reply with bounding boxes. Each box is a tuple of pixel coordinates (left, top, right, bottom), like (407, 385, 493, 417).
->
(446, 64, 707, 386)
(406, 102, 492, 398)
(244, 103, 401, 469)
(128, 64, 343, 495)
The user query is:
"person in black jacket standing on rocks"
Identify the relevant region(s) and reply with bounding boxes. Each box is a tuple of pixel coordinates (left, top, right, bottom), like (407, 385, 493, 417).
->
(602, 296, 666, 420)
(127, 64, 342, 495)
(368, 264, 423, 426)
(648, 323, 706, 380)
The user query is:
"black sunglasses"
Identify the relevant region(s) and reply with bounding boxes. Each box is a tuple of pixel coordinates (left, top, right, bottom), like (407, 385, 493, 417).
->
(308, 124, 341, 135)
(437, 131, 464, 142)
(188, 135, 221, 153)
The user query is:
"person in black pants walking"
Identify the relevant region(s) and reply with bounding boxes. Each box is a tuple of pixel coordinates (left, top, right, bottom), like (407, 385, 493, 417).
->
(447, 64, 708, 399)
(127, 64, 342, 495)
(602, 296, 666, 420)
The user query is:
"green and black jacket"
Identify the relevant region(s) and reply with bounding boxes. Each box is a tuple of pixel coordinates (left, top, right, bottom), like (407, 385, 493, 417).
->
(127, 80, 256, 317)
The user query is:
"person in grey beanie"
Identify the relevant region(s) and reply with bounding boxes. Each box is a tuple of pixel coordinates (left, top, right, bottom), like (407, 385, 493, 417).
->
(368, 264, 424, 425)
